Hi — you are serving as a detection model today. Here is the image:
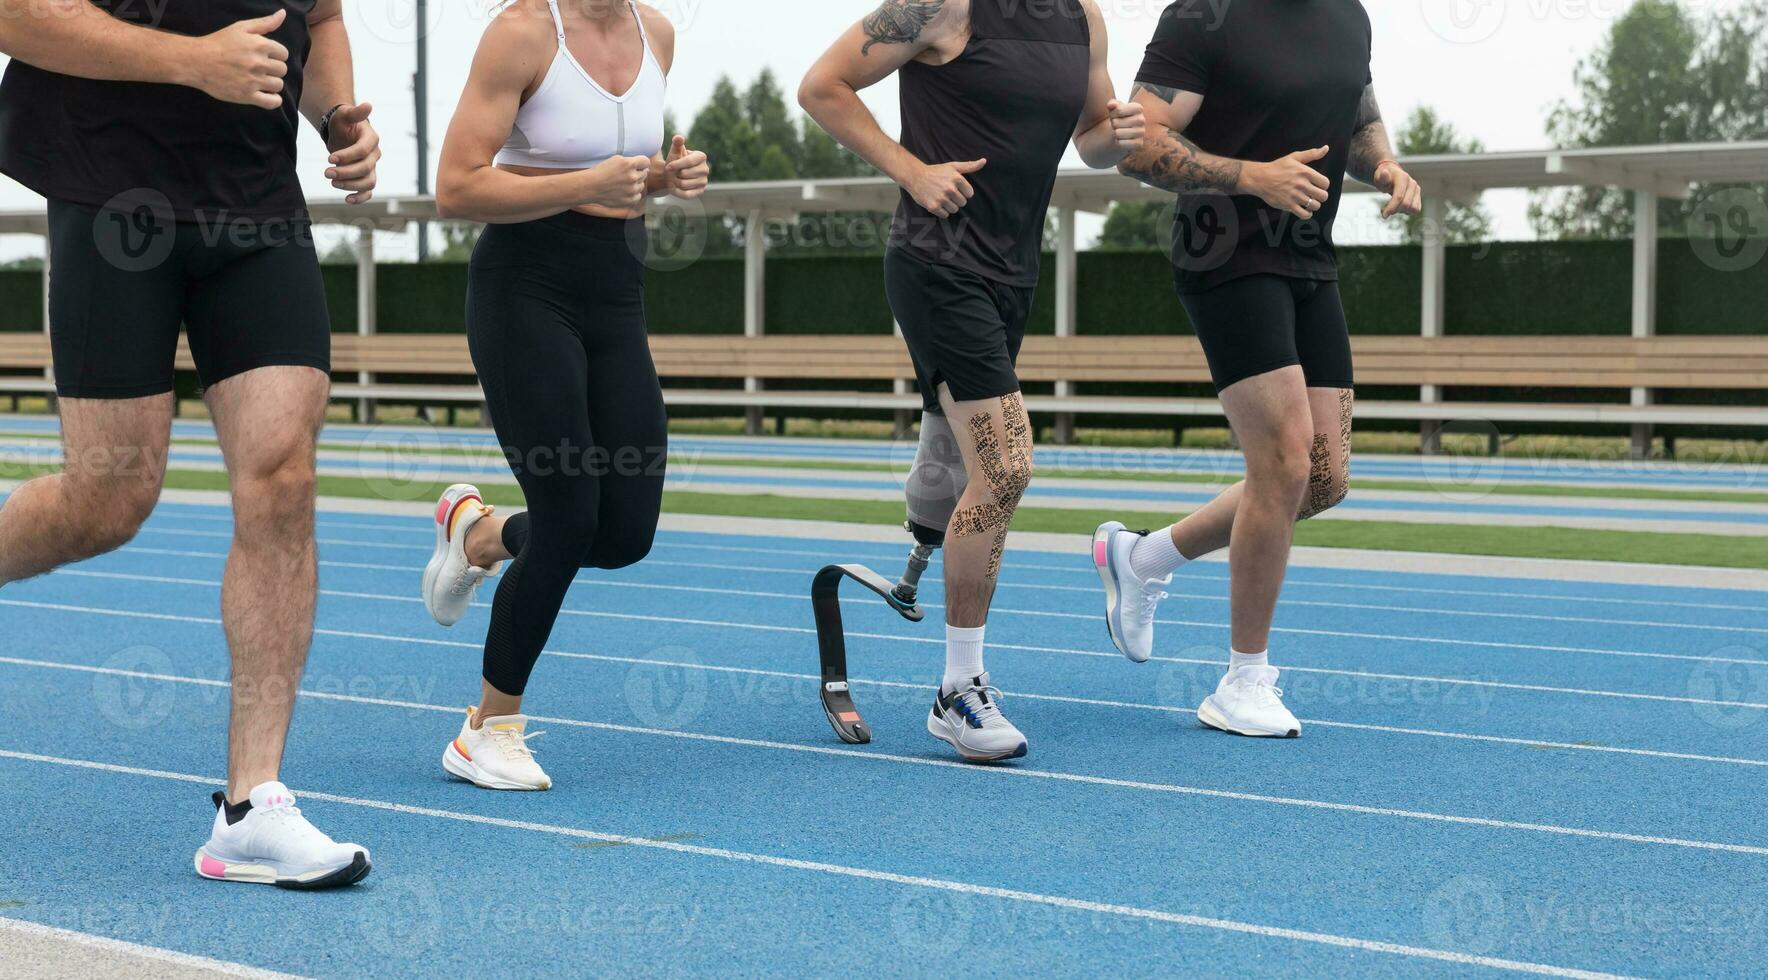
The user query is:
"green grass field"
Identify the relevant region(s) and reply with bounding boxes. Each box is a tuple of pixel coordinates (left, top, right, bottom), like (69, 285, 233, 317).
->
(4, 460, 1759, 571)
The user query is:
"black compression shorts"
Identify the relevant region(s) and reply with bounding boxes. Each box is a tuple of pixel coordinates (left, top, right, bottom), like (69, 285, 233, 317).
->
(884, 247, 1034, 413)
(46, 198, 332, 399)
(1178, 273, 1355, 393)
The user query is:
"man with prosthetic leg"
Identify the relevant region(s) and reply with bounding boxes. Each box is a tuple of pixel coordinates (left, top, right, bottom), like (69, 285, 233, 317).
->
(801, 0, 1143, 761)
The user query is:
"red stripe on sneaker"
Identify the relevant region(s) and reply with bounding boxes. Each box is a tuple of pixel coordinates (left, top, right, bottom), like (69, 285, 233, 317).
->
(444, 495, 483, 542)
(452, 738, 473, 762)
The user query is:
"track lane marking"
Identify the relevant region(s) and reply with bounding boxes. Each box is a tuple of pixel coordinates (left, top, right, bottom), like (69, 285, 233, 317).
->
(2, 656, 1765, 858)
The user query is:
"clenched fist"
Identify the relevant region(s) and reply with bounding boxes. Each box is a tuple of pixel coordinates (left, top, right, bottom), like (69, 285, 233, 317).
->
(663, 136, 710, 200)
(1105, 99, 1145, 148)
(906, 158, 986, 219)
(192, 10, 289, 110)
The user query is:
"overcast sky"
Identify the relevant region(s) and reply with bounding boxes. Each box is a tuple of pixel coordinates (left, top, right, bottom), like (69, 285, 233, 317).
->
(0, 0, 1748, 259)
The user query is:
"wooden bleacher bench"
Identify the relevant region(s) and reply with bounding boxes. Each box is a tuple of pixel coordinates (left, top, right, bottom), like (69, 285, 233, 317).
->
(5, 331, 1765, 434)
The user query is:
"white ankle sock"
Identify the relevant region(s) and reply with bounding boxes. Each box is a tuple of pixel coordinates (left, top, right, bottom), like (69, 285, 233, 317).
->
(1229, 649, 1269, 672)
(1129, 526, 1188, 581)
(944, 624, 986, 689)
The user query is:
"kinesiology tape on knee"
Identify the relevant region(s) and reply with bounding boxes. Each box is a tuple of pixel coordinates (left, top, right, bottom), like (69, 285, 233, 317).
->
(904, 412, 967, 535)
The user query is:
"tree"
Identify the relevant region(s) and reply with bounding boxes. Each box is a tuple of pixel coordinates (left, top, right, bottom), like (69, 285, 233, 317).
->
(1532, 0, 1768, 238)
(1094, 201, 1167, 250)
(1393, 106, 1492, 245)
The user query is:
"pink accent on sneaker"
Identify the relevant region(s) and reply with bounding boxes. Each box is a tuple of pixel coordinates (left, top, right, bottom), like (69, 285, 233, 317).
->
(1093, 540, 1108, 567)
(435, 497, 451, 525)
(199, 856, 228, 878)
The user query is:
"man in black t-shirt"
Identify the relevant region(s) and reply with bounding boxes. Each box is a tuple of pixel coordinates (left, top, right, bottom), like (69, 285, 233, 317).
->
(0, 1, 381, 887)
(1092, 0, 1421, 739)
(800, 0, 1144, 762)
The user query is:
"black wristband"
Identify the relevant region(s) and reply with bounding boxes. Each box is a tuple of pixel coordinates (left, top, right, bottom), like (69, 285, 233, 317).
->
(318, 103, 348, 145)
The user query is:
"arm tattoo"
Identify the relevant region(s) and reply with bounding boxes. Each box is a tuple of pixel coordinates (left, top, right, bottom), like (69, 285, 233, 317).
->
(1120, 82, 1242, 195)
(862, 0, 945, 55)
(1347, 85, 1392, 184)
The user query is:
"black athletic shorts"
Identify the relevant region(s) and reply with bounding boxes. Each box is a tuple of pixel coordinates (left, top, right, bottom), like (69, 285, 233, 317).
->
(1178, 273, 1355, 393)
(46, 198, 332, 399)
(884, 246, 1034, 413)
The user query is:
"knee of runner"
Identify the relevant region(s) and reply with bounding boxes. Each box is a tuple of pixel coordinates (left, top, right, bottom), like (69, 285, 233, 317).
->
(233, 455, 317, 525)
(1297, 463, 1350, 521)
(593, 525, 656, 570)
(70, 488, 156, 555)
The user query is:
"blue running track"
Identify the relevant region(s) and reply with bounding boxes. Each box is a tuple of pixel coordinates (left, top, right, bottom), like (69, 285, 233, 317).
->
(2, 500, 1766, 976)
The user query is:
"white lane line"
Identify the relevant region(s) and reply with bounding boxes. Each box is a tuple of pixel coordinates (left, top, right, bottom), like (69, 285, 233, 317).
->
(75, 548, 1768, 670)
(0, 916, 303, 979)
(3, 656, 1765, 861)
(130, 514, 1768, 614)
(17, 569, 1768, 704)
(13, 578, 1767, 769)
(0, 751, 1632, 980)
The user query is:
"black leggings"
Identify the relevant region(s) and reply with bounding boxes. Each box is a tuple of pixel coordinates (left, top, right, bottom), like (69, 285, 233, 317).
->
(467, 212, 667, 696)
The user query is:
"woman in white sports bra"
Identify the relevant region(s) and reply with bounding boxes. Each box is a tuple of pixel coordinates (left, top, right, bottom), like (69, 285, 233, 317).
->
(427, 0, 709, 792)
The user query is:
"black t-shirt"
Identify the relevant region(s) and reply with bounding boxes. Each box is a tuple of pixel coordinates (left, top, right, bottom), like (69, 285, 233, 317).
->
(1137, 0, 1372, 292)
(890, 0, 1092, 287)
(0, 1, 315, 223)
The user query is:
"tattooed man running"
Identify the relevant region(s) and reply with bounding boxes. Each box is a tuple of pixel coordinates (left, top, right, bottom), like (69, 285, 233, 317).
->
(800, 0, 1142, 761)
(1093, 0, 1422, 739)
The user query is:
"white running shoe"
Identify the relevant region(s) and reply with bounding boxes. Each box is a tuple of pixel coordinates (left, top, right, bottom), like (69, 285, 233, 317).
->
(1093, 521, 1170, 664)
(1198, 666, 1301, 738)
(442, 709, 553, 791)
(927, 673, 1028, 762)
(423, 484, 501, 627)
(194, 782, 371, 889)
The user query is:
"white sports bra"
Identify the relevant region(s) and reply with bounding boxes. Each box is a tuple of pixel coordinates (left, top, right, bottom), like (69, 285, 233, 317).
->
(495, 0, 667, 171)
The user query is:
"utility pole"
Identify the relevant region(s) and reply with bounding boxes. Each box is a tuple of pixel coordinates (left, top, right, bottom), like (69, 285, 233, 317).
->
(414, 0, 430, 261)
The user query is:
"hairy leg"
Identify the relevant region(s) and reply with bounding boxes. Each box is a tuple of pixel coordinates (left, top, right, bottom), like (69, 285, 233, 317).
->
(206, 366, 330, 802)
(0, 396, 170, 584)
(1170, 386, 1353, 560)
(938, 389, 1034, 628)
(1214, 368, 1315, 653)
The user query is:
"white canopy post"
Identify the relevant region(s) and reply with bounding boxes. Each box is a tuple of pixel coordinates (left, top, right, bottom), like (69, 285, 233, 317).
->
(1419, 195, 1448, 455)
(1053, 206, 1079, 445)
(356, 224, 377, 424)
(743, 208, 766, 435)
(1630, 190, 1659, 460)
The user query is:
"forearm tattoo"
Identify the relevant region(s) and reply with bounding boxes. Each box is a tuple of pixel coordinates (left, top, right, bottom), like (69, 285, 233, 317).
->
(1120, 82, 1242, 195)
(862, 0, 945, 55)
(948, 396, 1034, 580)
(1347, 85, 1392, 184)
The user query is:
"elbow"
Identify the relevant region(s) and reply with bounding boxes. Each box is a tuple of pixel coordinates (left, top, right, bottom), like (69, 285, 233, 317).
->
(434, 185, 461, 222)
(796, 72, 834, 121)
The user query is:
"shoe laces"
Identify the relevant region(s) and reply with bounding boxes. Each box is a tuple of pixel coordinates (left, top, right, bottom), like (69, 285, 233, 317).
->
(954, 685, 1010, 729)
(256, 801, 332, 845)
(1132, 577, 1170, 626)
(486, 726, 544, 761)
(1230, 668, 1285, 706)
(450, 565, 488, 597)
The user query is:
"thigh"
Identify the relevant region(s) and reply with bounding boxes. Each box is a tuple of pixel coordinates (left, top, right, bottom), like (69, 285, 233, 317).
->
(45, 199, 185, 399)
(204, 366, 331, 481)
(1217, 365, 1313, 468)
(1180, 275, 1301, 394)
(1294, 280, 1355, 390)
(888, 250, 1020, 410)
(182, 221, 332, 393)
(56, 394, 174, 497)
(467, 266, 596, 502)
(582, 319, 667, 550)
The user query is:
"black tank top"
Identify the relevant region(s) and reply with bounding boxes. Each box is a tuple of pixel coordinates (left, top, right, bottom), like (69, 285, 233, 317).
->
(0, 1, 315, 222)
(889, 0, 1091, 287)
